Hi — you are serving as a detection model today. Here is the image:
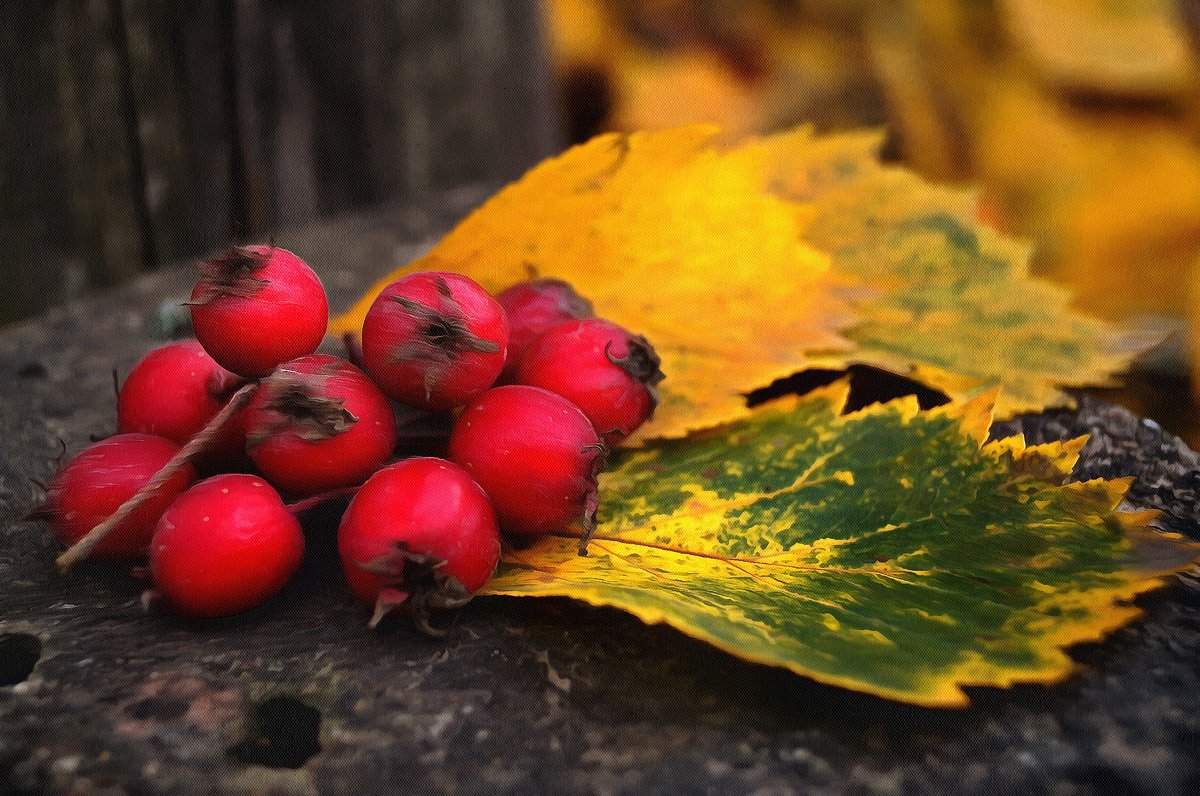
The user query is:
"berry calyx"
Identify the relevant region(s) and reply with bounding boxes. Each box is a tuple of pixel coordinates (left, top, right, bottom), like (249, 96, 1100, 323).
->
(243, 354, 397, 496)
(495, 278, 593, 382)
(43, 433, 197, 558)
(516, 318, 664, 441)
(361, 271, 508, 410)
(337, 457, 501, 633)
(449, 385, 605, 553)
(188, 245, 329, 378)
(149, 474, 304, 618)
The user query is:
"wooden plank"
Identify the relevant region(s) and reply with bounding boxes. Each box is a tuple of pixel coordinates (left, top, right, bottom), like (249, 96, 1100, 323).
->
(0, 0, 558, 325)
(53, 0, 151, 287)
(121, 0, 239, 263)
(0, 3, 80, 324)
(231, 0, 558, 231)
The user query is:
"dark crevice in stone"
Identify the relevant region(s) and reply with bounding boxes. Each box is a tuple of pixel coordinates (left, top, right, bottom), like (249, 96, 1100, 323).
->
(15, 361, 47, 379)
(0, 756, 39, 796)
(0, 633, 41, 686)
(125, 693, 191, 721)
(227, 696, 322, 769)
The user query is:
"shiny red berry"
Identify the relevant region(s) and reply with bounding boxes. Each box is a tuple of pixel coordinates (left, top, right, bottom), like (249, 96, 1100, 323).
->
(338, 457, 501, 631)
(495, 278, 592, 382)
(45, 433, 196, 558)
(516, 318, 663, 441)
(243, 354, 397, 496)
(150, 474, 304, 618)
(118, 341, 240, 441)
(188, 245, 329, 378)
(117, 340, 248, 469)
(361, 271, 508, 410)
(449, 385, 604, 542)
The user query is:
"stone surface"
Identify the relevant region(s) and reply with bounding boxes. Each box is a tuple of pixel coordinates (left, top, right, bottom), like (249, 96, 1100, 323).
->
(3, 202, 1200, 795)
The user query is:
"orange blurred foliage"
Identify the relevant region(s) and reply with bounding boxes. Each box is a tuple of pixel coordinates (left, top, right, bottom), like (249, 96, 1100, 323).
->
(544, 0, 1200, 399)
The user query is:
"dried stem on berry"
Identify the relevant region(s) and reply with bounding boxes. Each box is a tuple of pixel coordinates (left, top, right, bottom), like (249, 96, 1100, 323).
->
(246, 367, 358, 447)
(384, 282, 503, 404)
(55, 382, 259, 572)
(185, 245, 272, 305)
(359, 542, 474, 636)
(576, 442, 609, 556)
(605, 335, 665, 410)
(389, 294, 501, 359)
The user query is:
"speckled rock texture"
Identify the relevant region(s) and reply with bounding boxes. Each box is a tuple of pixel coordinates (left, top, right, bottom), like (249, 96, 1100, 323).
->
(2, 203, 1199, 795)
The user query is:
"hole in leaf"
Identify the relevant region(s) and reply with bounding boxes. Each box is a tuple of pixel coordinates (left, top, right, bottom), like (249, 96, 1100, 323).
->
(0, 633, 41, 686)
(227, 696, 321, 769)
(746, 364, 951, 414)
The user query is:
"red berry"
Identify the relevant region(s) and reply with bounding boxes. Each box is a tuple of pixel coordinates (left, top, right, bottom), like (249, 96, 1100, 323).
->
(243, 354, 397, 496)
(188, 245, 329, 378)
(495, 278, 592, 382)
(117, 340, 248, 469)
(361, 271, 508, 410)
(46, 434, 196, 558)
(449, 385, 604, 539)
(516, 318, 663, 442)
(150, 474, 304, 618)
(337, 457, 501, 630)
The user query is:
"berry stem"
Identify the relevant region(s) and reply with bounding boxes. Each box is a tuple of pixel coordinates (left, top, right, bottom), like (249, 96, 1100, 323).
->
(56, 382, 259, 572)
(342, 332, 364, 369)
(284, 485, 361, 517)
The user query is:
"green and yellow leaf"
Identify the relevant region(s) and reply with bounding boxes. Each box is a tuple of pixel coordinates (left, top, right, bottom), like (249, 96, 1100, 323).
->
(483, 385, 1198, 707)
(746, 127, 1152, 415)
(332, 125, 1152, 436)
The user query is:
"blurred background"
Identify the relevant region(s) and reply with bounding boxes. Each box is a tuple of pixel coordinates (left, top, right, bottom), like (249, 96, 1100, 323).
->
(3, 0, 1200, 438)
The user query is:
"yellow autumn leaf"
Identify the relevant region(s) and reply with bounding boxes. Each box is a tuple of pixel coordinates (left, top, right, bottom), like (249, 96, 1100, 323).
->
(331, 127, 852, 438)
(740, 126, 1156, 415)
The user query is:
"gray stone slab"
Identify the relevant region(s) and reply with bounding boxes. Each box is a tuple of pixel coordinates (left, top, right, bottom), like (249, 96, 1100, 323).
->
(2, 202, 1199, 795)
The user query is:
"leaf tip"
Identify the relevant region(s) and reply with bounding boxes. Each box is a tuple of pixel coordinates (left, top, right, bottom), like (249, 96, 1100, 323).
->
(1119, 515, 1200, 578)
(947, 387, 1000, 445)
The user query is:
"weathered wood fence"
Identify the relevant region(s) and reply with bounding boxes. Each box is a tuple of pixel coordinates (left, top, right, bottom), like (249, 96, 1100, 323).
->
(0, 0, 558, 325)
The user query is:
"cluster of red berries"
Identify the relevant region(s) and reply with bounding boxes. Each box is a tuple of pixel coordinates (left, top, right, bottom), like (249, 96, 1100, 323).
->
(38, 244, 663, 631)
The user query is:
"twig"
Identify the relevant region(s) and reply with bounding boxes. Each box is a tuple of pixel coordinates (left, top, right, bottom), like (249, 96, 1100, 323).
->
(56, 382, 259, 572)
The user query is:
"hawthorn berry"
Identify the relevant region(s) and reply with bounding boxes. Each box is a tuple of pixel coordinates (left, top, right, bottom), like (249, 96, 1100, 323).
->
(188, 245, 328, 378)
(243, 354, 397, 496)
(495, 278, 592, 382)
(516, 318, 663, 441)
(44, 433, 196, 558)
(117, 340, 248, 468)
(118, 341, 238, 440)
(361, 271, 508, 410)
(449, 385, 604, 547)
(149, 474, 304, 618)
(337, 457, 501, 631)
